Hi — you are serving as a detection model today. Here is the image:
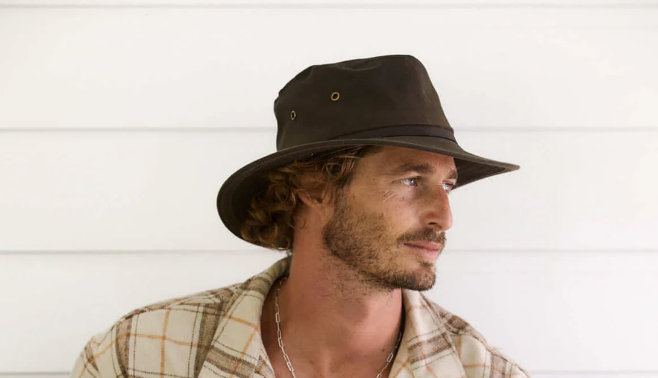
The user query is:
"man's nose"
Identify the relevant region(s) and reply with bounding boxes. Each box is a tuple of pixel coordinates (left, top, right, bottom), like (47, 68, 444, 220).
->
(419, 186, 453, 231)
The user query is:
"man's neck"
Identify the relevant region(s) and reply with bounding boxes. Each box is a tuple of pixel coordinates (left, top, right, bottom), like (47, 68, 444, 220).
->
(260, 252, 404, 378)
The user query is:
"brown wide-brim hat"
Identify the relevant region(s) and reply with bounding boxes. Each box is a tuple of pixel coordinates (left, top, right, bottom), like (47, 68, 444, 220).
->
(217, 54, 519, 241)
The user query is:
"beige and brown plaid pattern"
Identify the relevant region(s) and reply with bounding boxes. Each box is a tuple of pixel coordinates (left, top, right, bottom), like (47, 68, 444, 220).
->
(70, 257, 531, 378)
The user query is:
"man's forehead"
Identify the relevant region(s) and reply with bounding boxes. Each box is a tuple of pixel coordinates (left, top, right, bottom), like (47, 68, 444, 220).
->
(361, 146, 458, 178)
(367, 145, 455, 165)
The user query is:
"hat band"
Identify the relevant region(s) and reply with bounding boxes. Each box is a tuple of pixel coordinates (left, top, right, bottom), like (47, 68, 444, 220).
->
(335, 125, 456, 143)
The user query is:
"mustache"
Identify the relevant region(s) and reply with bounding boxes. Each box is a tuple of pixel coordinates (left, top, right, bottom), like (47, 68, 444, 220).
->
(398, 230, 446, 245)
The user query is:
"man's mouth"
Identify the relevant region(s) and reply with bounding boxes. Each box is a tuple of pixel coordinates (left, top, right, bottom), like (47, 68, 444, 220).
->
(403, 241, 443, 253)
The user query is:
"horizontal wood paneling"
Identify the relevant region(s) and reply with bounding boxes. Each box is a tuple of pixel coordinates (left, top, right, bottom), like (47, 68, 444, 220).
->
(1, 4, 657, 377)
(0, 8, 656, 130)
(0, 131, 656, 252)
(1, 250, 656, 372)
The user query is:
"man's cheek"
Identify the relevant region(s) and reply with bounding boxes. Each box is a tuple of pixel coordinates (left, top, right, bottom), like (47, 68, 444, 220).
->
(380, 189, 397, 203)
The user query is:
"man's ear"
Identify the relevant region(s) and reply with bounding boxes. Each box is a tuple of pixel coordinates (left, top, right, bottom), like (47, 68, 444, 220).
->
(296, 172, 330, 207)
(297, 190, 322, 206)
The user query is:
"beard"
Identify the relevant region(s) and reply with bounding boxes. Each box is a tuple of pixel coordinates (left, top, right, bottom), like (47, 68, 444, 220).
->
(321, 189, 445, 292)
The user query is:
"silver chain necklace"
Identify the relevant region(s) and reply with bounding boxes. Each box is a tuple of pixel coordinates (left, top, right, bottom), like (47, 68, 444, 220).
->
(274, 277, 403, 378)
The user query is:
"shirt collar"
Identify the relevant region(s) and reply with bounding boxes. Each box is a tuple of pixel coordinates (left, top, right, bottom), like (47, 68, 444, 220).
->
(200, 256, 466, 378)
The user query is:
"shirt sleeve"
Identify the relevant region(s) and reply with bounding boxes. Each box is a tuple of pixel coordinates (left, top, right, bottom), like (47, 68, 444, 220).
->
(510, 362, 532, 378)
(489, 345, 532, 378)
(69, 329, 117, 378)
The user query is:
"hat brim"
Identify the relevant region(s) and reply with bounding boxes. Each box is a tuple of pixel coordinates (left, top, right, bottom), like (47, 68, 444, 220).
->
(217, 136, 519, 242)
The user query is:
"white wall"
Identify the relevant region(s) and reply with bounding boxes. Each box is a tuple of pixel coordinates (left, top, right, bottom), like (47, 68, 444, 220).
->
(1, 1, 657, 377)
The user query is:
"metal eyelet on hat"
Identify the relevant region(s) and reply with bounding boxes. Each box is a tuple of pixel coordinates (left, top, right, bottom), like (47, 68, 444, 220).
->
(290, 110, 296, 120)
(331, 92, 340, 101)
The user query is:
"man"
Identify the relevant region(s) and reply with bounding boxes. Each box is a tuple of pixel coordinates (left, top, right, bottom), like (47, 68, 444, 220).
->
(70, 55, 530, 378)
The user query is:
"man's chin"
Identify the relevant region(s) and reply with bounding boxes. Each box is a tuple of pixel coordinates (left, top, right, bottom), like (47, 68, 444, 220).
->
(383, 266, 437, 291)
(408, 272, 437, 291)
(396, 278, 436, 291)
(409, 260, 438, 289)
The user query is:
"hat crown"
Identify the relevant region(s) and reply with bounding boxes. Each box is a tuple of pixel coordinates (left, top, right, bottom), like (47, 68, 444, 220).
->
(273, 55, 454, 150)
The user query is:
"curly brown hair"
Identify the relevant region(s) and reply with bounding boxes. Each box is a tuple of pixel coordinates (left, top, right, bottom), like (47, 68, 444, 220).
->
(240, 145, 382, 252)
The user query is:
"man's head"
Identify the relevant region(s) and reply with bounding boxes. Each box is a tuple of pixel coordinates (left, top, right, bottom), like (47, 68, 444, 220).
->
(217, 55, 520, 247)
(242, 145, 456, 291)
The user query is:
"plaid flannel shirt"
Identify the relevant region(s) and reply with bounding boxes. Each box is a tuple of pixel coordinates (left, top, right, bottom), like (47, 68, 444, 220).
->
(70, 256, 531, 378)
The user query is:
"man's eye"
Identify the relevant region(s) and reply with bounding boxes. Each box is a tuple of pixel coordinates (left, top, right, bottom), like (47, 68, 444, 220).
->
(444, 182, 455, 192)
(400, 178, 418, 186)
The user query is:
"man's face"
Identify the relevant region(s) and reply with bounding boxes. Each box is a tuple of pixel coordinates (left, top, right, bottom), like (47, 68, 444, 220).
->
(321, 146, 457, 291)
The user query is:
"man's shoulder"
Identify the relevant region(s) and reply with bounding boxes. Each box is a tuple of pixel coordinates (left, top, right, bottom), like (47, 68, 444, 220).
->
(109, 275, 268, 339)
(118, 281, 244, 323)
(419, 293, 532, 378)
(115, 265, 278, 325)
(71, 279, 252, 377)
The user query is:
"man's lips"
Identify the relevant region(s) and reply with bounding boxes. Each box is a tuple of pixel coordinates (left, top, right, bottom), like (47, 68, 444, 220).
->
(404, 241, 443, 252)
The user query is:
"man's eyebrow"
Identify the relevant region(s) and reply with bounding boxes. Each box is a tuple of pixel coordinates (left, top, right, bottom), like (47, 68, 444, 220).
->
(387, 163, 459, 180)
